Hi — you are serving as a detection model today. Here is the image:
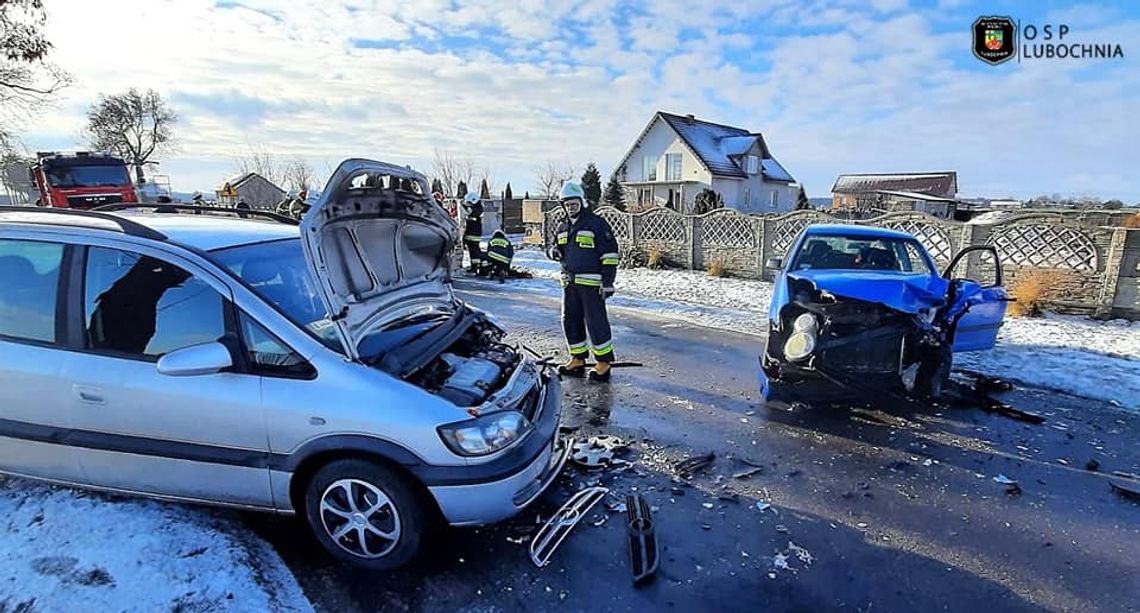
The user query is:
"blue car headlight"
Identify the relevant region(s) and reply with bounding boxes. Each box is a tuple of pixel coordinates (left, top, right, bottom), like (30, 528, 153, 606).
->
(438, 411, 532, 456)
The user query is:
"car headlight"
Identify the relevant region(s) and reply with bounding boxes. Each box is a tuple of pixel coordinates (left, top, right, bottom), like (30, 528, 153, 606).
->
(792, 312, 818, 332)
(784, 331, 816, 362)
(438, 411, 532, 456)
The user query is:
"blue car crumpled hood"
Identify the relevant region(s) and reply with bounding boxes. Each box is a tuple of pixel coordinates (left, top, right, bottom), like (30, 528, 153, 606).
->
(786, 270, 950, 314)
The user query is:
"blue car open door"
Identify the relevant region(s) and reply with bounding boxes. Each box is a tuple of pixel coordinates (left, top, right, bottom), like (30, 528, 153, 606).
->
(943, 246, 1009, 352)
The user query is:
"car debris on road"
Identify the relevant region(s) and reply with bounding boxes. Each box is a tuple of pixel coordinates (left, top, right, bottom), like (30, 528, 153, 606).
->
(530, 487, 609, 568)
(674, 452, 716, 479)
(626, 495, 659, 584)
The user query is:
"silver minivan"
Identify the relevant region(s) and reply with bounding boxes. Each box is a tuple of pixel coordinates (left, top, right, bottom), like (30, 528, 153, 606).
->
(0, 159, 569, 569)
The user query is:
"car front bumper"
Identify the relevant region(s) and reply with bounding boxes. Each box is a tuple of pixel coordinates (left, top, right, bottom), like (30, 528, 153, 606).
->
(428, 374, 569, 526)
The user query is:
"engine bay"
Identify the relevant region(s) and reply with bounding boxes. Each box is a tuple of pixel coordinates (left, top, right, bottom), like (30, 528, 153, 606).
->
(407, 315, 524, 407)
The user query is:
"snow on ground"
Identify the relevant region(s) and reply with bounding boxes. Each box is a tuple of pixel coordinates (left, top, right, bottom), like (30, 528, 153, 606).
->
(0, 478, 312, 612)
(508, 248, 1140, 410)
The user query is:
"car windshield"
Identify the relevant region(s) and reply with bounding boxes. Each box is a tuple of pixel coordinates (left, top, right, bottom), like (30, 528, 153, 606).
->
(45, 164, 132, 188)
(210, 238, 340, 350)
(791, 234, 934, 274)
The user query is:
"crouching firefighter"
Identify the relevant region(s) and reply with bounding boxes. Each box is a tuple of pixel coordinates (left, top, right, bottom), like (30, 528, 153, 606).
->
(548, 180, 620, 382)
(461, 191, 485, 273)
(486, 229, 514, 282)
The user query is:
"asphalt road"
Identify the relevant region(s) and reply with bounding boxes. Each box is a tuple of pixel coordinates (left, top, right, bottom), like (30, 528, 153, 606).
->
(251, 278, 1140, 613)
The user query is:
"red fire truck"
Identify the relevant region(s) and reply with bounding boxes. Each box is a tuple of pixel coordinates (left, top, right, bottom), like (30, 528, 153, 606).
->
(30, 151, 138, 209)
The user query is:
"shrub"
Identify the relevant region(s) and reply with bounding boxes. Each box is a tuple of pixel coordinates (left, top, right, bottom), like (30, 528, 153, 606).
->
(707, 258, 727, 277)
(647, 242, 664, 269)
(1007, 268, 1075, 317)
(1122, 212, 1140, 228)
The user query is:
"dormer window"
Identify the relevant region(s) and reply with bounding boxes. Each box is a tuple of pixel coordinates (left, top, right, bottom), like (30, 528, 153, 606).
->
(745, 155, 759, 174)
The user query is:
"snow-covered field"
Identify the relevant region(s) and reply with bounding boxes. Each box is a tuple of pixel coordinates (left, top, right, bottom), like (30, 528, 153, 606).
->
(508, 249, 1140, 410)
(0, 478, 312, 612)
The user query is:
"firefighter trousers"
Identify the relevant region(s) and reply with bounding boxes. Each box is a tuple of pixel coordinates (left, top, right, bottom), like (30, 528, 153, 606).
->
(561, 277, 614, 363)
(464, 238, 483, 269)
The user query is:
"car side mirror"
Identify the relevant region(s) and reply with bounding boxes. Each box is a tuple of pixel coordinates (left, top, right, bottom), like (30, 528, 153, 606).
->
(156, 342, 234, 377)
(766, 257, 783, 270)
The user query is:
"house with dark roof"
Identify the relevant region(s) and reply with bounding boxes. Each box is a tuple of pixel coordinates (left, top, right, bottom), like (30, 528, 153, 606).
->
(614, 111, 799, 214)
(831, 172, 958, 214)
(216, 171, 285, 210)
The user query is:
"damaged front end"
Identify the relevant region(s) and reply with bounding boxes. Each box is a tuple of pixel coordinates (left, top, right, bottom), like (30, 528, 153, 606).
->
(763, 274, 954, 398)
(300, 158, 556, 446)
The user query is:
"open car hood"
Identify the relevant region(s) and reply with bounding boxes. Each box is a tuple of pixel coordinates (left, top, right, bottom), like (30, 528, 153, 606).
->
(300, 158, 459, 360)
(786, 270, 949, 314)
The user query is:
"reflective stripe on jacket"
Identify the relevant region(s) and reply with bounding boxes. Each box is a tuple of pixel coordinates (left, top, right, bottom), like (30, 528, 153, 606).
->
(551, 209, 619, 288)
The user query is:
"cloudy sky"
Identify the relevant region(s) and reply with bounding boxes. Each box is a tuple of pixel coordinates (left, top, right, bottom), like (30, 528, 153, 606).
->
(24, 0, 1140, 200)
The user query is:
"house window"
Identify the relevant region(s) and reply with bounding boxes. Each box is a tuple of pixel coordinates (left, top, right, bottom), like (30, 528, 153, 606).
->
(643, 156, 657, 182)
(745, 155, 759, 174)
(665, 153, 682, 181)
(770, 191, 779, 208)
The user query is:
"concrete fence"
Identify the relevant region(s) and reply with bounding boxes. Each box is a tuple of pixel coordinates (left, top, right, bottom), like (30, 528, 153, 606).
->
(543, 206, 1140, 318)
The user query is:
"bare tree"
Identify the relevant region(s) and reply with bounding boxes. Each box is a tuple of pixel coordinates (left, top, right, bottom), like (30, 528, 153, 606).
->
(85, 88, 177, 183)
(431, 147, 477, 197)
(283, 158, 316, 193)
(234, 145, 286, 188)
(533, 159, 577, 199)
(1, 0, 71, 149)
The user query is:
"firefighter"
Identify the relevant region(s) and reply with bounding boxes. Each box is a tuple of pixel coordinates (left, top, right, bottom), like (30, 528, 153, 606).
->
(548, 180, 620, 382)
(485, 229, 514, 282)
(461, 191, 485, 273)
(191, 191, 205, 215)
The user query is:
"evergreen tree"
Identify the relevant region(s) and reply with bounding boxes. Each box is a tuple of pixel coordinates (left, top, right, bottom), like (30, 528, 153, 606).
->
(580, 163, 603, 206)
(504, 182, 513, 200)
(480, 178, 491, 199)
(796, 185, 810, 210)
(693, 188, 724, 215)
(525, 190, 530, 199)
(603, 175, 625, 211)
(456, 181, 468, 199)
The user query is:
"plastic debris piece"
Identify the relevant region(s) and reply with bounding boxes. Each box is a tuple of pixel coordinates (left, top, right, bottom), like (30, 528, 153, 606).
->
(702, 502, 714, 510)
(922, 459, 934, 467)
(529, 486, 609, 567)
(673, 452, 716, 479)
(626, 494, 659, 584)
(1110, 481, 1140, 502)
(775, 524, 789, 534)
(756, 501, 771, 512)
(773, 552, 791, 570)
(733, 467, 763, 480)
(993, 474, 1017, 485)
(700, 522, 712, 530)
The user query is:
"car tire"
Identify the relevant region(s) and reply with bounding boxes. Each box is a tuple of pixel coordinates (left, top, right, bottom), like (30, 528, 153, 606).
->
(916, 344, 953, 400)
(303, 459, 427, 570)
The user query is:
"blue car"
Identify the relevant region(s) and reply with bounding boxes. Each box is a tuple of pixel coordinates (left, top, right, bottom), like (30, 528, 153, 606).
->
(759, 224, 1008, 400)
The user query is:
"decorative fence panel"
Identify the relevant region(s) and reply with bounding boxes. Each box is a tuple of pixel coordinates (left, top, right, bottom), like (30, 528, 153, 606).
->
(540, 206, 1140, 317)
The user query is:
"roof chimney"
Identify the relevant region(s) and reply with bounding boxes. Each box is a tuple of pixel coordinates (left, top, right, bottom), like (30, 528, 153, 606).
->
(685, 113, 695, 124)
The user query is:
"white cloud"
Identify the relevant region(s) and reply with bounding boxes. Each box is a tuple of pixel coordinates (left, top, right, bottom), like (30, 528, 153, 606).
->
(16, 0, 1139, 201)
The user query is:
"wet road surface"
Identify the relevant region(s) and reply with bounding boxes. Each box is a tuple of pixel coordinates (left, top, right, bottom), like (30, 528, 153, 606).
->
(250, 278, 1140, 612)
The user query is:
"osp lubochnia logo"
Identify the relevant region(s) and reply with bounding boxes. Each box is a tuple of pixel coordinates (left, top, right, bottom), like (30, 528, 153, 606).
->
(972, 16, 1016, 65)
(973, 17, 1125, 65)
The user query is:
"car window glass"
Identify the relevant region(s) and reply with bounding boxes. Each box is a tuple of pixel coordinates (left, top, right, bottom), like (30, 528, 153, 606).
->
(0, 239, 63, 343)
(238, 312, 314, 377)
(903, 243, 933, 274)
(84, 247, 225, 357)
(793, 235, 928, 273)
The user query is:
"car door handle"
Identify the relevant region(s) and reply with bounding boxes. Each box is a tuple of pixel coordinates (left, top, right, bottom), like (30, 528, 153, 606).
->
(74, 385, 105, 404)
